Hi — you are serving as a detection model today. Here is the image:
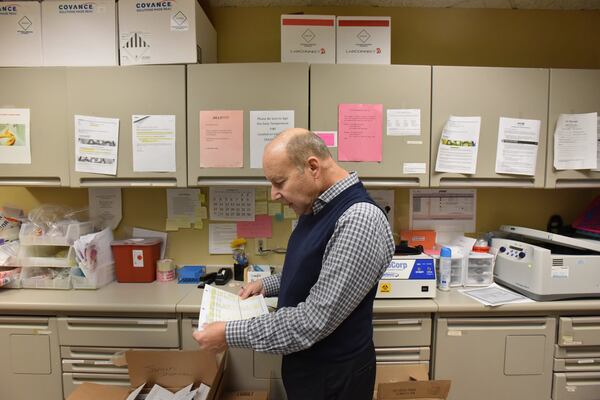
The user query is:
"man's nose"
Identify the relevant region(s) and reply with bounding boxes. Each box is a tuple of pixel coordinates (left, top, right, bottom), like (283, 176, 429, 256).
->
(270, 187, 281, 201)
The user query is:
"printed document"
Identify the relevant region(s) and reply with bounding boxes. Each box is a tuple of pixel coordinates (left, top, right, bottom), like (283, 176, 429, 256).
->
(166, 189, 201, 229)
(495, 117, 541, 176)
(209, 187, 255, 221)
(554, 112, 598, 170)
(198, 284, 268, 329)
(132, 115, 176, 172)
(435, 116, 481, 175)
(208, 223, 236, 254)
(410, 189, 476, 234)
(593, 117, 600, 172)
(89, 187, 122, 230)
(0, 108, 31, 164)
(250, 110, 294, 168)
(387, 109, 421, 136)
(75, 115, 119, 175)
(199, 110, 243, 168)
(460, 283, 534, 307)
(338, 103, 383, 162)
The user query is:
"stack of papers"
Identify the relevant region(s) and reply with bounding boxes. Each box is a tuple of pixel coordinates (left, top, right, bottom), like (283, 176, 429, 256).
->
(459, 283, 534, 307)
(198, 285, 268, 329)
(72, 227, 114, 277)
(127, 382, 210, 400)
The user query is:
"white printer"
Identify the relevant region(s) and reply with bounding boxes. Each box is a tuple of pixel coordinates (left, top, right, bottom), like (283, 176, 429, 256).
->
(376, 253, 436, 299)
(491, 225, 600, 301)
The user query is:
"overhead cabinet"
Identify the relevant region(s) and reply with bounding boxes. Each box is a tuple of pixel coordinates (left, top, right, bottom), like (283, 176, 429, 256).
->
(431, 66, 549, 188)
(67, 66, 187, 187)
(187, 63, 309, 186)
(0, 68, 70, 186)
(546, 69, 600, 188)
(310, 64, 431, 187)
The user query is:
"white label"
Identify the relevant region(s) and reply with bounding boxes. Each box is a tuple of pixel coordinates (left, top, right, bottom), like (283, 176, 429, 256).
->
(132, 250, 144, 268)
(171, 11, 190, 31)
(566, 386, 577, 392)
(447, 330, 462, 337)
(552, 265, 569, 278)
(62, 359, 85, 364)
(94, 360, 113, 365)
(407, 140, 423, 145)
(577, 359, 595, 364)
(403, 162, 426, 174)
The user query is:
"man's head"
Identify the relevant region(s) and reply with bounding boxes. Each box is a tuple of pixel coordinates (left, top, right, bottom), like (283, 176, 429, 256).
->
(263, 128, 346, 215)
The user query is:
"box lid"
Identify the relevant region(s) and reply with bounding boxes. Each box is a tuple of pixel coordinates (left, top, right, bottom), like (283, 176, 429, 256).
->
(67, 382, 129, 400)
(377, 380, 451, 400)
(111, 238, 162, 247)
(126, 350, 220, 389)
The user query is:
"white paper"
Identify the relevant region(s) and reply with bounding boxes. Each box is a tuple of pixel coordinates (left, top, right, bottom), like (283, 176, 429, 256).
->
(368, 190, 394, 227)
(459, 283, 534, 306)
(593, 117, 600, 172)
(208, 223, 237, 254)
(410, 189, 476, 233)
(147, 384, 176, 400)
(75, 115, 119, 175)
(209, 187, 255, 221)
(554, 112, 598, 170)
(435, 116, 481, 174)
(387, 109, 420, 136)
(250, 110, 294, 168)
(132, 115, 176, 172)
(194, 384, 211, 400)
(126, 383, 146, 400)
(88, 188, 122, 230)
(495, 117, 541, 176)
(167, 189, 201, 222)
(403, 162, 427, 174)
(0, 108, 31, 164)
(132, 227, 167, 259)
(198, 284, 269, 329)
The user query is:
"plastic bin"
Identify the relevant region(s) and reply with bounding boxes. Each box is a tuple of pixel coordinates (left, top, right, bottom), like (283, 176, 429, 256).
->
(71, 263, 115, 289)
(465, 252, 494, 287)
(0, 267, 21, 288)
(19, 221, 94, 246)
(17, 245, 76, 267)
(20, 267, 71, 289)
(111, 239, 161, 283)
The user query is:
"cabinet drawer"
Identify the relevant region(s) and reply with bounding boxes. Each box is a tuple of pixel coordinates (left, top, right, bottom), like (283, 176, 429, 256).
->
(555, 344, 600, 359)
(559, 317, 600, 347)
(62, 372, 131, 399)
(554, 358, 600, 372)
(373, 317, 431, 347)
(62, 359, 128, 374)
(553, 372, 600, 400)
(58, 317, 179, 347)
(375, 347, 430, 363)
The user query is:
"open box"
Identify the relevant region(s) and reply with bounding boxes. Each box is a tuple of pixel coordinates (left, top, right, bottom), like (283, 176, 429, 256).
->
(375, 364, 451, 400)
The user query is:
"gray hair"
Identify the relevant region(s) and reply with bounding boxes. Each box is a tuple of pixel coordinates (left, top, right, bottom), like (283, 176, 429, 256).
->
(285, 130, 332, 171)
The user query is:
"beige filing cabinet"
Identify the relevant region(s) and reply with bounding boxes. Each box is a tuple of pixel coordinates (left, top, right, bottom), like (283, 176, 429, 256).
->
(186, 63, 309, 186)
(66, 66, 187, 187)
(546, 69, 600, 188)
(431, 66, 549, 188)
(0, 68, 70, 186)
(310, 64, 431, 187)
(58, 316, 179, 398)
(553, 317, 600, 400)
(0, 316, 63, 400)
(434, 316, 556, 400)
(373, 314, 432, 367)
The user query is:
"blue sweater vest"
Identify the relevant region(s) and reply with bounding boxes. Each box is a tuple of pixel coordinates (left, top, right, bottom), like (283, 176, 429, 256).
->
(278, 181, 382, 363)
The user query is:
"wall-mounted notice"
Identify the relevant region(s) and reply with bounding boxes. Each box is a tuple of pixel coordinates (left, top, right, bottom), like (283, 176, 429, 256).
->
(250, 110, 294, 168)
(338, 103, 382, 162)
(199, 110, 243, 168)
(0, 108, 31, 164)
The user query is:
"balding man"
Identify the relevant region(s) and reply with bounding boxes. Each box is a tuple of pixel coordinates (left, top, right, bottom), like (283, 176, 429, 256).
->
(193, 128, 394, 400)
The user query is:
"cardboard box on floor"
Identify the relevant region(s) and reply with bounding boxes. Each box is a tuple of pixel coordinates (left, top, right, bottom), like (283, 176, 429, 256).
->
(374, 364, 451, 400)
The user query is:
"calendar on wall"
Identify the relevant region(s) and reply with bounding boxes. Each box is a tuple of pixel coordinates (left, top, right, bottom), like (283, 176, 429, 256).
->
(209, 187, 256, 221)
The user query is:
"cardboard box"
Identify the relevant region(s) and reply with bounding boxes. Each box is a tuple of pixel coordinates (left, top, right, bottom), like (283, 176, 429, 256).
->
(67, 350, 226, 400)
(221, 391, 268, 400)
(0, 1, 43, 66)
(41, 0, 118, 66)
(118, 0, 217, 65)
(336, 16, 391, 65)
(374, 364, 451, 400)
(281, 14, 335, 64)
(400, 230, 436, 251)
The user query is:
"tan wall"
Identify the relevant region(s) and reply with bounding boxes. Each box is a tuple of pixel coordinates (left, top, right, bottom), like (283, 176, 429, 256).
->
(1, 6, 600, 267)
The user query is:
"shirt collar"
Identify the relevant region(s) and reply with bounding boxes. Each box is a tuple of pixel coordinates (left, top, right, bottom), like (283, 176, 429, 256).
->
(312, 171, 359, 215)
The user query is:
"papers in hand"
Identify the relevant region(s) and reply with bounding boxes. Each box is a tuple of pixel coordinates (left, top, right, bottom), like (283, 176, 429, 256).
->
(459, 283, 534, 307)
(197, 285, 269, 330)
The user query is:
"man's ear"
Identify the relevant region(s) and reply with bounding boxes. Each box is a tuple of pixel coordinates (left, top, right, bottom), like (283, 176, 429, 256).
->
(306, 156, 320, 178)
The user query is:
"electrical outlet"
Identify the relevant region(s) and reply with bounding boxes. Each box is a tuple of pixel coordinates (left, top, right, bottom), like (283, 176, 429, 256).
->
(254, 238, 267, 255)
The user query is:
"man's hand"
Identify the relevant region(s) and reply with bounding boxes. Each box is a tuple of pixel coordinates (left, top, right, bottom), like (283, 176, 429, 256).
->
(238, 279, 265, 299)
(192, 322, 227, 353)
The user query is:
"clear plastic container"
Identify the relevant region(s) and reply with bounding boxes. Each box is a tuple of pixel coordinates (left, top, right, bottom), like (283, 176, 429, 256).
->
(20, 267, 71, 289)
(465, 252, 495, 287)
(19, 221, 93, 246)
(71, 263, 115, 289)
(0, 267, 21, 288)
(17, 245, 76, 268)
(433, 253, 465, 287)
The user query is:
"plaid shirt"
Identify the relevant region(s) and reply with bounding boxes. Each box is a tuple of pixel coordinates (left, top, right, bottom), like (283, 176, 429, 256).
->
(225, 172, 395, 354)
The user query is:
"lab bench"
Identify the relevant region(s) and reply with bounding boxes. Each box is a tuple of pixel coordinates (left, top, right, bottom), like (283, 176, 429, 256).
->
(1, 283, 600, 400)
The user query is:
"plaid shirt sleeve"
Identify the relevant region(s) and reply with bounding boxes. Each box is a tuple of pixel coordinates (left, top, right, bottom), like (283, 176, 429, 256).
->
(225, 202, 394, 353)
(261, 272, 281, 297)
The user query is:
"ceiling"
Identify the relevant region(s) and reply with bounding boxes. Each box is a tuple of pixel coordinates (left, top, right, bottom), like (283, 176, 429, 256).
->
(207, 0, 600, 10)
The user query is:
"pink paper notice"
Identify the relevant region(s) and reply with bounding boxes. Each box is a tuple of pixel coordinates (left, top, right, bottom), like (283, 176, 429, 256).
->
(314, 131, 337, 147)
(338, 104, 383, 162)
(237, 215, 273, 238)
(200, 110, 243, 168)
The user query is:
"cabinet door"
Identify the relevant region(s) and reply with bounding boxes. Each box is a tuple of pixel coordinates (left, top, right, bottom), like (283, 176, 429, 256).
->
(67, 66, 187, 187)
(372, 316, 431, 347)
(0, 68, 70, 186)
(310, 64, 431, 186)
(546, 69, 600, 188)
(187, 63, 309, 185)
(434, 317, 556, 400)
(0, 316, 62, 400)
(431, 66, 549, 188)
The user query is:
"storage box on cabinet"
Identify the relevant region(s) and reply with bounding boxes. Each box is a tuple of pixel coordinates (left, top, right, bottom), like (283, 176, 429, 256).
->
(431, 66, 549, 188)
(310, 64, 431, 186)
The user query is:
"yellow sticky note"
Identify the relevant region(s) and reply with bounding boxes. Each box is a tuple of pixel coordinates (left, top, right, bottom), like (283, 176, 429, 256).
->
(283, 205, 296, 219)
(255, 201, 268, 215)
(174, 217, 192, 228)
(268, 202, 282, 216)
(255, 188, 268, 201)
(166, 219, 180, 231)
(199, 193, 206, 205)
(193, 218, 204, 230)
(194, 206, 208, 219)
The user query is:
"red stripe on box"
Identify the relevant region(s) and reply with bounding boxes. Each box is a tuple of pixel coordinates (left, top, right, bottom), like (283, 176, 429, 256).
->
(338, 20, 390, 27)
(282, 18, 334, 26)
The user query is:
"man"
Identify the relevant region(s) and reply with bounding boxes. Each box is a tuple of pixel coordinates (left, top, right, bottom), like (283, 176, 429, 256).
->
(193, 128, 394, 400)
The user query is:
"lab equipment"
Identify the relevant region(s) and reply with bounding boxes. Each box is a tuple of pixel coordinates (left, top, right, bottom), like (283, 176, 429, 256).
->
(376, 253, 436, 299)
